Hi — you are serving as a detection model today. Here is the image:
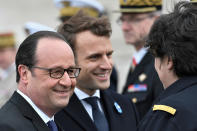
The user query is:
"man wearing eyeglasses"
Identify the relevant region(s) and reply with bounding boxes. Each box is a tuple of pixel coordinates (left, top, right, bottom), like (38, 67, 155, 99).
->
(0, 31, 80, 131)
(117, 0, 164, 120)
(55, 11, 139, 131)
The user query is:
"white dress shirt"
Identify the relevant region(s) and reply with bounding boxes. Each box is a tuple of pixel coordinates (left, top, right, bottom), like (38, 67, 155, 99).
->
(17, 90, 54, 124)
(74, 87, 104, 121)
(133, 47, 147, 65)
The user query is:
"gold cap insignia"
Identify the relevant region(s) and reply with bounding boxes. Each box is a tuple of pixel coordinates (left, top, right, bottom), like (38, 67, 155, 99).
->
(191, 0, 197, 3)
(0, 33, 15, 48)
(119, 0, 162, 13)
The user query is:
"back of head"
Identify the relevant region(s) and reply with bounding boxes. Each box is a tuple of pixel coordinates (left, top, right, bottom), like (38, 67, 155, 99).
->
(58, 10, 111, 55)
(15, 31, 66, 82)
(0, 32, 15, 48)
(54, 0, 105, 22)
(118, 0, 162, 13)
(146, 1, 197, 77)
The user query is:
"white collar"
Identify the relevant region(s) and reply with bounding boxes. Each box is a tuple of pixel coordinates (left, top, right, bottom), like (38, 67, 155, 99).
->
(133, 47, 147, 64)
(17, 90, 54, 124)
(74, 87, 100, 100)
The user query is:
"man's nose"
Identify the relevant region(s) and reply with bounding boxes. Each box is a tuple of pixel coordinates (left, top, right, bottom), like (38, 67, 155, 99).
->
(59, 72, 72, 86)
(122, 20, 133, 31)
(100, 56, 112, 69)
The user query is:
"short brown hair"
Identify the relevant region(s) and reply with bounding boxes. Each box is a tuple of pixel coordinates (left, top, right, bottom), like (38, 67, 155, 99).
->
(58, 10, 112, 56)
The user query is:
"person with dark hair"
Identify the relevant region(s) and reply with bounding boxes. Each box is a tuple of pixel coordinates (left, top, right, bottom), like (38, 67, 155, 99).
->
(55, 11, 139, 131)
(0, 31, 80, 131)
(138, 1, 197, 130)
(116, 0, 164, 120)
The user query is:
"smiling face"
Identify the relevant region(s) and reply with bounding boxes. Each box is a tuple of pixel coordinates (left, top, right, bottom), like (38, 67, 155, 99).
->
(20, 37, 76, 117)
(75, 31, 113, 96)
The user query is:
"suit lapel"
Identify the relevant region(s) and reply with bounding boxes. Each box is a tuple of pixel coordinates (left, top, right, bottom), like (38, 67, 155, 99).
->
(56, 121, 65, 131)
(64, 93, 97, 131)
(10, 92, 50, 131)
(101, 90, 123, 131)
(128, 52, 153, 83)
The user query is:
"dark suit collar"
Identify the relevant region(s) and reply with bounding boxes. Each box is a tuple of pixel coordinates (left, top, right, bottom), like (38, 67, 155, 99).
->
(63, 90, 124, 131)
(63, 93, 97, 131)
(10, 91, 51, 131)
(100, 89, 124, 131)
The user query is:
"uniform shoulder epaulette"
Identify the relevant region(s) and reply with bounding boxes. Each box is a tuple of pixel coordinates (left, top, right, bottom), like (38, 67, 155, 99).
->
(153, 105, 176, 115)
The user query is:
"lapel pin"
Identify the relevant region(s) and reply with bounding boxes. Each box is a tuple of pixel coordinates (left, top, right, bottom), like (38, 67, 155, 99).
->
(114, 102, 122, 114)
(139, 73, 147, 82)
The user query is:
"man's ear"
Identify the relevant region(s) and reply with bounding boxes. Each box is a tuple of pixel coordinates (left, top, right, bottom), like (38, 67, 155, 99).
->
(18, 65, 29, 84)
(167, 57, 173, 70)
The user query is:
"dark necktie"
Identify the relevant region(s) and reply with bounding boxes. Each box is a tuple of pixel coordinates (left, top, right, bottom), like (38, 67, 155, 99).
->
(47, 120, 58, 131)
(84, 97, 109, 131)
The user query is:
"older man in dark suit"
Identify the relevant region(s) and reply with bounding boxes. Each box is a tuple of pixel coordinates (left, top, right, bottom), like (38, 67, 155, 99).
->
(0, 31, 80, 131)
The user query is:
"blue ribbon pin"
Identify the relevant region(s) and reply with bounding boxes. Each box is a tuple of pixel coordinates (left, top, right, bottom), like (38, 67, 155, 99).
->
(114, 102, 122, 114)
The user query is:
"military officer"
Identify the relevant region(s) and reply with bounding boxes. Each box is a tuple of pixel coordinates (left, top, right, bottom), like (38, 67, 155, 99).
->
(117, 0, 164, 120)
(0, 32, 17, 107)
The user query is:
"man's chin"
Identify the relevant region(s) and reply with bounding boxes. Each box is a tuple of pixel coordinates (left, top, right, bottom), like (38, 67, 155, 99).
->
(97, 83, 110, 90)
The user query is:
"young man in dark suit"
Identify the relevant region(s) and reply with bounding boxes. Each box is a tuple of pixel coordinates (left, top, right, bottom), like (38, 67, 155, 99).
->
(55, 11, 139, 131)
(117, 0, 164, 120)
(0, 31, 80, 131)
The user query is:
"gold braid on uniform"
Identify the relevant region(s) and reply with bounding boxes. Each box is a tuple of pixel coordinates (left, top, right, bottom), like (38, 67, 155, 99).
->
(153, 105, 176, 115)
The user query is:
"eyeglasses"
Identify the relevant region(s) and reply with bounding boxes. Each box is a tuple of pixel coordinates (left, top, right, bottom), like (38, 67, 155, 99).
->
(31, 66, 81, 79)
(116, 15, 152, 26)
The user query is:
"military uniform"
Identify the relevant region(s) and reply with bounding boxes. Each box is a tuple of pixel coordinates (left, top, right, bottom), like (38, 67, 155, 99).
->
(138, 76, 197, 131)
(122, 52, 163, 119)
(0, 33, 17, 107)
(0, 64, 16, 107)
